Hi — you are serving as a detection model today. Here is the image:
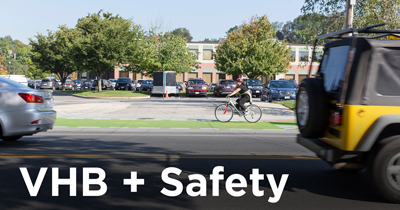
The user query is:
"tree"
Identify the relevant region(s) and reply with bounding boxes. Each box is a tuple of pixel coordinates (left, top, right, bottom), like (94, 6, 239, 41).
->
(73, 10, 144, 92)
(166, 28, 193, 42)
(30, 26, 79, 90)
(0, 54, 7, 75)
(215, 15, 291, 79)
(134, 32, 199, 76)
(301, 0, 400, 32)
(0, 36, 32, 76)
(279, 13, 340, 44)
(226, 25, 239, 34)
(202, 38, 219, 42)
(26, 59, 49, 80)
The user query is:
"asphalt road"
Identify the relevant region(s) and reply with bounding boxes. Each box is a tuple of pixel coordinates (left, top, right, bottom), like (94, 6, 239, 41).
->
(0, 132, 398, 209)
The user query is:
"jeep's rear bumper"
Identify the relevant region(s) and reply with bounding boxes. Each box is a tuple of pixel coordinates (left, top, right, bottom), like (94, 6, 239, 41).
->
(297, 134, 339, 162)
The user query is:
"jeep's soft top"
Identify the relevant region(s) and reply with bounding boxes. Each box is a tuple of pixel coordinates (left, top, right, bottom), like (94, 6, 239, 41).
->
(310, 23, 400, 107)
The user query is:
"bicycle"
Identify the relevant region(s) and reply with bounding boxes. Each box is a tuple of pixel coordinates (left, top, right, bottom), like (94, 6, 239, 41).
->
(215, 97, 262, 123)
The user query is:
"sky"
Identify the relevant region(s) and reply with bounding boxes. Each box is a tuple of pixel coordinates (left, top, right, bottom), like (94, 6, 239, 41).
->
(1, 0, 305, 44)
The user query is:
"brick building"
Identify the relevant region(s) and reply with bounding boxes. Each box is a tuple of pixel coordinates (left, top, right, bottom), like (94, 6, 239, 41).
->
(81, 40, 322, 84)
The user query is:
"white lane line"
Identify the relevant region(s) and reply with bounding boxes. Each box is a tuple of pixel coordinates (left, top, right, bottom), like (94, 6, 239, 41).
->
(137, 127, 160, 129)
(229, 129, 253, 130)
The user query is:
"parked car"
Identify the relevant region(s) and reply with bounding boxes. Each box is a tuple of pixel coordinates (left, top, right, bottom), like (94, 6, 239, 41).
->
(0, 76, 56, 141)
(56, 80, 62, 86)
(176, 82, 184, 91)
(288, 79, 299, 89)
(244, 79, 263, 98)
(186, 78, 207, 97)
(131, 80, 136, 91)
(136, 79, 144, 91)
(63, 80, 78, 90)
(214, 79, 236, 97)
(109, 79, 117, 89)
(261, 80, 297, 102)
(81, 81, 91, 90)
(141, 80, 153, 91)
(209, 83, 217, 92)
(115, 78, 133, 90)
(91, 79, 112, 90)
(73, 79, 82, 90)
(40, 78, 59, 90)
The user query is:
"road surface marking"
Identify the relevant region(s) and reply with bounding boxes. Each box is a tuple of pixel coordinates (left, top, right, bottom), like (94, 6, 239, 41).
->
(0, 154, 319, 160)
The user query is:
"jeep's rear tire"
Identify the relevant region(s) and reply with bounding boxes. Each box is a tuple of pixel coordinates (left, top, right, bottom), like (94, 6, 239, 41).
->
(296, 78, 328, 138)
(367, 136, 400, 203)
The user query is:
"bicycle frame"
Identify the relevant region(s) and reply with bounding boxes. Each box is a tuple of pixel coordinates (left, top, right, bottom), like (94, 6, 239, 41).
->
(225, 97, 243, 117)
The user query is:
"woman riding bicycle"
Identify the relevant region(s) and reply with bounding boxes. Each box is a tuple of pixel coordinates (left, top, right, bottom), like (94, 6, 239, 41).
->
(227, 78, 252, 115)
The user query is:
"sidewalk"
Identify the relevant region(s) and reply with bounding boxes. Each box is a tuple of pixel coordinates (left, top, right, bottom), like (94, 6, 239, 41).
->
(52, 96, 298, 132)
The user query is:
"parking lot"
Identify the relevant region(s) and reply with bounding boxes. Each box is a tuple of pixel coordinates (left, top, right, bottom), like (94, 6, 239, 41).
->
(52, 93, 296, 129)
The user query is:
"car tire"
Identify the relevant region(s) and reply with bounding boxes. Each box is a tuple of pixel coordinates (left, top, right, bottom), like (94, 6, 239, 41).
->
(2, 136, 23, 141)
(367, 136, 400, 203)
(296, 78, 328, 138)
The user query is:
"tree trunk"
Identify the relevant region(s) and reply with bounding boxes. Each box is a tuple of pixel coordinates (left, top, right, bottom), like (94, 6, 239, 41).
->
(96, 73, 103, 92)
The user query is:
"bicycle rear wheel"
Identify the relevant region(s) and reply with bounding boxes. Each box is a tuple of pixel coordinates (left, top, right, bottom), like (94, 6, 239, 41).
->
(244, 104, 262, 123)
(215, 104, 234, 122)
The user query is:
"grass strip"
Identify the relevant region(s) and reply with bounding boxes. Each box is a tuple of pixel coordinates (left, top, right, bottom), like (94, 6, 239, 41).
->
(54, 118, 292, 130)
(272, 101, 296, 111)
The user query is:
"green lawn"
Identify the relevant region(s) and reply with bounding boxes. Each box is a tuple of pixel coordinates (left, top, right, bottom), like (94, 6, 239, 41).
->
(272, 101, 296, 111)
(54, 118, 292, 130)
(56, 90, 151, 97)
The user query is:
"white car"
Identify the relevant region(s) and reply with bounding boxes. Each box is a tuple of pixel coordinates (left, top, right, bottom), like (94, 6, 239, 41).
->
(0, 77, 56, 141)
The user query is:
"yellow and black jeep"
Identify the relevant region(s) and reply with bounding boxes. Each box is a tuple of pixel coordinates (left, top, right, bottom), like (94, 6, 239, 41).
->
(296, 23, 400, 203)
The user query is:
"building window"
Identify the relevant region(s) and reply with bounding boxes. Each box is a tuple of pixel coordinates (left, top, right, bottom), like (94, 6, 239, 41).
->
(289, 51, 296, 62)
(299, 51, 309, 62)
(189, 49, 199, 60)
(203, 49, 212, 60)
(285, 74, 295, 80)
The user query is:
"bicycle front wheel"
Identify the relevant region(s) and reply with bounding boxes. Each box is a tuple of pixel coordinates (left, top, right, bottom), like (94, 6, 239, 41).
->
(244, 104, 262, 123)
(215, 104, 234, 122)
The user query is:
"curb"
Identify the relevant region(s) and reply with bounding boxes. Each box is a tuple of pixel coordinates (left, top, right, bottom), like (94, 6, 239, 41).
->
(53, 92, 151, 99)
(51, 126, 299, 134)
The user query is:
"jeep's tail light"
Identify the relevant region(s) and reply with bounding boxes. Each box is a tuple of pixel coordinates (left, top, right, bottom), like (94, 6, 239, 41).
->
(18, 93, 44, 103)
(331, 112, 342, 127)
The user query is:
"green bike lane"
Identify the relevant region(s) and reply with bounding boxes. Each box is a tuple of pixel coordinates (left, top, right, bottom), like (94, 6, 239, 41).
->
(54, 118, 298, 130)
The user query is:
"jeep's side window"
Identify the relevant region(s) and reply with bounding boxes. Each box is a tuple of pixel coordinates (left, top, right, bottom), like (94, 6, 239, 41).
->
(320, 45, 350, 93)
(376, 49, 400, 96)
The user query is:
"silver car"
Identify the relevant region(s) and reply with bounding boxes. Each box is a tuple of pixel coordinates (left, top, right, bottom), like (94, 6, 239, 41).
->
(0, 77, 56, 141)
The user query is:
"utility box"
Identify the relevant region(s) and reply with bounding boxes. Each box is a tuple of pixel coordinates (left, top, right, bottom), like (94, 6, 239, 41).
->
(152, 71, 177, 95)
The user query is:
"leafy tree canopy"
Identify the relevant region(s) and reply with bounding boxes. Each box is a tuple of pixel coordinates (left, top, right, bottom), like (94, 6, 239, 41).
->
(301, 0, 400, 35)
(135, 32, 199, 76)
(73, 10, 144, 91)
(30, 26, 79, 89)
(165, 27, 193, 42)
(215, 15, 291, 79)
(0, 36, 32, 76)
